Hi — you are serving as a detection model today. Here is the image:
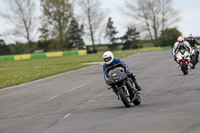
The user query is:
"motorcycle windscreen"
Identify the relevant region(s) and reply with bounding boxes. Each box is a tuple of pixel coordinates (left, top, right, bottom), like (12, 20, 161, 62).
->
(107, 67, 127, 85)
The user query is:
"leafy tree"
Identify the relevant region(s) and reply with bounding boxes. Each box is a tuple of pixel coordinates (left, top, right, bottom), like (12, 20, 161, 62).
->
(67, 18, 85, 49)
(0, 37, 10, 55)
(105, 17, 118, 50)
(8, 42, 27, 54)
(121, 27, 140, 50)
(159, 28, 182, 47)
(39, 26, 50, 42)
(40, 0, 73, 50)
(38, 26, 51, 51)
(37, 40, 51, 52)
(48, 39, 63, 51)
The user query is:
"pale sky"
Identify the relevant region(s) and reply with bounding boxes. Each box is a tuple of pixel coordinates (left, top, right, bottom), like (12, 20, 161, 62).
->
(0, 0, 200, 44)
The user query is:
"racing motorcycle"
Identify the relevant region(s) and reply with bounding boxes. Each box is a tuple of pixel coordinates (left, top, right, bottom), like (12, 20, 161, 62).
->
(191, 45, 199, 69)
(176, 48, 191, 75)
(105, 63, 141, 107)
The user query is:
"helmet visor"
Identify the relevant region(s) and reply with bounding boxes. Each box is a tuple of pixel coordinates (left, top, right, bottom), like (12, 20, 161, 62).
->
(179, 43, 184, 46)
(104, 57, 111, 62)
(179, 41, 183, 43)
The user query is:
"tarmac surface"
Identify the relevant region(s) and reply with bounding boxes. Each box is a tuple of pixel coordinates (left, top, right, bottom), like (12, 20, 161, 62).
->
(1, 49, 200, 133)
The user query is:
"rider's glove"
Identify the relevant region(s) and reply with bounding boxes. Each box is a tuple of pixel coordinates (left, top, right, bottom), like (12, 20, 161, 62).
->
(105, 80, 109, 85)
(174, 55, 177, 61)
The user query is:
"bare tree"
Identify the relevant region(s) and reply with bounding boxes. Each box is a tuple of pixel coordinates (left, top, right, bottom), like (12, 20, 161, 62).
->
(0, 0, 38, 49)
(76, 0, 105, 52)
(124, 0, 180, 46)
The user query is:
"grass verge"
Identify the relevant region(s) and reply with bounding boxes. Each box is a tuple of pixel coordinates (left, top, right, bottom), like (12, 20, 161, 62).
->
(0, 47, 160, 89)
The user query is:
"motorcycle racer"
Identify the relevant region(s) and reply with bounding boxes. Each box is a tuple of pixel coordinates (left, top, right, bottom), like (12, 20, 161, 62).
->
(103, 51, 141, 91)
(186, 34, 199, 62)
(173, 36, 192, 58)
(172, 36, 192, 67)
(186, 34, 200, 47)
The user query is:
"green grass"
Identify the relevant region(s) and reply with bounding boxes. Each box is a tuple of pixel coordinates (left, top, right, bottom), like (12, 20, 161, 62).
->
(0, 47, 159, 89)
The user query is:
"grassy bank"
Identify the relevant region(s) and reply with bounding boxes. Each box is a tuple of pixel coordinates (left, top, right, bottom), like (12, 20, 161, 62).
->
(0, 47, 160, 89)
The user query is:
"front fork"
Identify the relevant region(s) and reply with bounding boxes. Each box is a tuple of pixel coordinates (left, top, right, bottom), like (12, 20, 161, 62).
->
(111, 79, 137, 100)
(111, 84, 131, 100)
(117, 86, 130, 100)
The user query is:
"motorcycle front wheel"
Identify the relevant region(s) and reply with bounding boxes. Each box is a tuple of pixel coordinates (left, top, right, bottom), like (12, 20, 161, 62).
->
(181, 61, 188, 75)
(118, 89, 131, 108)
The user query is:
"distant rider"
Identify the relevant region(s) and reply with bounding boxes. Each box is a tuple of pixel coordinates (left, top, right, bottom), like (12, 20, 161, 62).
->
(172, 36, 192, 67)
(103, 51, 141, 91)
(186, 34, 199, 62)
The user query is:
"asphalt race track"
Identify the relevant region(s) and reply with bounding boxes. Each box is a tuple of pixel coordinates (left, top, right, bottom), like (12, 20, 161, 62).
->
(1, 49, 200, 133)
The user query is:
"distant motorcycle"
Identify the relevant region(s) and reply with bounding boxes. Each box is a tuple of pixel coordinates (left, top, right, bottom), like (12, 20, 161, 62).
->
(105, 63, 141, 107)
(176, 48, 191, 75)
(191, 45, 199, 69)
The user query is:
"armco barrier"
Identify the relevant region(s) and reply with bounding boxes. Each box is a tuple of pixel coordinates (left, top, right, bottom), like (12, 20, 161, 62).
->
(0, 57, 6, 61)
(6, 56, 14, 61)
(78, 50, 87, 55)
(0, 56, 15, 61)
(46, 52, 63, 58)
(0, 50, 86, 61)
(0, 56, 14, 61)
(63, 51, 78, 56)
(31, 53, 46, 59)
(14, 54, 31, 60)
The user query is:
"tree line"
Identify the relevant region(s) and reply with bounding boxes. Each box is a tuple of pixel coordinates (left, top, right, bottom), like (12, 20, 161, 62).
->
(0, 0, 181, 55)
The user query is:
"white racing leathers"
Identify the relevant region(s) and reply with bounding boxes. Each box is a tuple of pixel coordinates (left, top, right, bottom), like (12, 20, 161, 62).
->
(172, 41, 192, 56)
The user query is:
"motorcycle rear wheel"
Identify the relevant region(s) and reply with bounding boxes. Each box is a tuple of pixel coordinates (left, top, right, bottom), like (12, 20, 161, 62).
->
(133, 93, 141, 105)
(191, 56, 196, 69)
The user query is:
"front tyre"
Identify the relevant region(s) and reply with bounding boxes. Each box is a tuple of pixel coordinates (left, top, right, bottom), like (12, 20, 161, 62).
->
(181, 61, 188, 75)
(118, 89, 131, 108)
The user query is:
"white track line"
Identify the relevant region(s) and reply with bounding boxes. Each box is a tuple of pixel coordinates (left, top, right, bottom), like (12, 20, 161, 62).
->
(62, 113, 71, 119)
(47, 82, 90, 101)
(65, 82, 90, 93)
(47, 93, 63, 101)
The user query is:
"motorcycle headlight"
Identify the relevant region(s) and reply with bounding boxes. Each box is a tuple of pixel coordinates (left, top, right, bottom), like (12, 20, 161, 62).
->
(177, 56, 182, 59)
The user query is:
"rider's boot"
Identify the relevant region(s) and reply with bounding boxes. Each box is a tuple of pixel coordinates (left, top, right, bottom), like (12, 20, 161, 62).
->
(197, 51, 199, 62)
(132, 77, 142, 91)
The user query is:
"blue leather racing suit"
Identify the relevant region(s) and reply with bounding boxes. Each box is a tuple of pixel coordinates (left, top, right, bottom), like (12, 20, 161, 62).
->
(103, 58, 135, 81)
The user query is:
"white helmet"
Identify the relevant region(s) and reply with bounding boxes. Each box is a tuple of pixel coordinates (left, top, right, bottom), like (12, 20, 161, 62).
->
(188, 34, 194, 40)
(177, 36, 184, 46)
(177, 36, 184, 43)
(103, 51, 114, 65)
